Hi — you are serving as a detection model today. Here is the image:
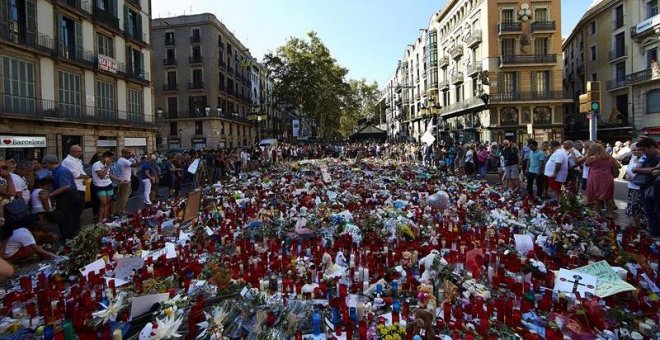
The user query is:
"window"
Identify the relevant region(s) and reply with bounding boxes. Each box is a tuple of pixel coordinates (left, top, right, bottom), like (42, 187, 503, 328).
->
(534, 38, 549, 55)
(166, 71, 176, 86)
(591, 46, 597, 61)
(442, 90, 449, 106)
(614, 32, 625, 57)
(647, 89, 660, 114)
(166, 48, 175, 60)
(192, 28, 200, 38)
(127, 47, 143, 76)
(96, 80, 115, 119)
(97, 0, 110, 11)
(167, 97, 177, 118)
(219, 73, 225, 89)
(189, 96, 207, 116)
(647, 48, 658, 68)
(501, 9, 515, 23)
(501, 72, 517, 93)
(534, 8, 548, 21)
(124, 6, 142, 39)
(127, 89, 142, 121)
(533, 71, 550, 94)
(59, 16, 81, 60)
(220, 122, 225, 135)
(192, 45, 201, 58)
(590, 21, 596, 35)
(2, 57, 35, 113)
(615, 62, 626, 82)
(591, 73, 598, 81)
(58, 71, 81, 117)
(501, 38, 515, 56)
(192, 69, 203, 85)
(614, 5, 624, 29)
(169, 122, 178, 136)
(648, 0, 659, 19)
(455, 84, 463, 102)
(227, 43, 233, 55)
(165, 32, 175, 45)
(97, 33, 114, 57)
(195, 121, 203, 135)
(472, 77, 478, 96)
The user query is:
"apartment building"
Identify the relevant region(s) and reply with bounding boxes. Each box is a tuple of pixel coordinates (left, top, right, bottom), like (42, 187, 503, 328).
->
(563, 0, 659, 141)
(0, 0, 156, 161)
(388, 0, 569, 144)
(152, 13, 257, 150)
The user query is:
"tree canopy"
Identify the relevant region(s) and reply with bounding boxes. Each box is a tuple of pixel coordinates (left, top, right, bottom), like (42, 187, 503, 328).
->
(264, 32, 380, 138)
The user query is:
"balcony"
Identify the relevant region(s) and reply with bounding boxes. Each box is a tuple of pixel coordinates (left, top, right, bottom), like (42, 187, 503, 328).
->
(219, 60, 227, 70)
(163, 58, 176, 66)
(606, 78, 627, 90)
(57, 0, 92, 15)
(190, 35, 201, 44)
(227, 65, 234, 75)
(162, 110, 253, 124)
(500, 54, 557, 66)
(93, 7, 120, 31)
(439, 56, 449, 68)
(608, 47, 627, 62)
(498, 22, 522, 34)
(449, 45, 464, 59)
(0, 25, 55, 54)
(438, 96, 485, 117)
(631, 14, 660, 41)
(490, 91, 570, 103)
(188, 82, 204, 90)
(466, 30, 482, 48)
(165, 38, 175, 46)
(162, 84, 178, 91)
(466, 63, 482, 77)
(605, 69, 660, 90)
(0, 92, 156, 127)
(124, 30, 147, 45)
(439, 79, 449, 90)
(125, 66, 149, 82)
(55, 42, 95, 66)
(451, 72, 464, 84)
(189, 55, 203, 64)
(531, 21, 556, 32)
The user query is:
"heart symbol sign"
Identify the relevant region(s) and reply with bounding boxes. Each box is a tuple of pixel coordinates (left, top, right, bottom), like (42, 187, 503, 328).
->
(2, 139, 11, 145)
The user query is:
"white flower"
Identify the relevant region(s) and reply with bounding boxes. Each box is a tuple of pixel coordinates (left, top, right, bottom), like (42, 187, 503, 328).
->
(152, 315, 183, 339)
(92, 292, 127, 324)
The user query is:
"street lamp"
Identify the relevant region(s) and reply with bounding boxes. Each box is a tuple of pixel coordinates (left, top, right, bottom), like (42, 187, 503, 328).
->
(217, 107, 223, 116)
(205, 106, 211, 117)
(157, 108, 163, 118)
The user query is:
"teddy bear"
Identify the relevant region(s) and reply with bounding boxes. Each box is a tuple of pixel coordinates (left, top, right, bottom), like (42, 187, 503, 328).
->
(416, 283, 437, 311)
(406, 309, 435, 340)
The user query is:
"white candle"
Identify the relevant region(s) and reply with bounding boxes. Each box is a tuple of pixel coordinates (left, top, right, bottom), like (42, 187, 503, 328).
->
(364, 268, 369, 283)
(354, 270, 360, 282)
(349, 253, 355, 268)
(363, 280, 369, 292)
(383, 246, 388, 254)
(277, 279, 283, 292)
(359, 267, 364, 281)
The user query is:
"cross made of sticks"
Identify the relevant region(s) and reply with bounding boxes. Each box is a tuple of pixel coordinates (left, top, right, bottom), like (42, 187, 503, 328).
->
(559, 274, 596, 293)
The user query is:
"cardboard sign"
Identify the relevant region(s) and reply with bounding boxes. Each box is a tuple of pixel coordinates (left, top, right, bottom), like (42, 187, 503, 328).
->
(183, 190, 202, 223)
(554, 269, 598, 297)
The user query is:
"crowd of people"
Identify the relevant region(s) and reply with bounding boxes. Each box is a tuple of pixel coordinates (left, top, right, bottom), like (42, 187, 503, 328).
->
(0, 136, 659, 280)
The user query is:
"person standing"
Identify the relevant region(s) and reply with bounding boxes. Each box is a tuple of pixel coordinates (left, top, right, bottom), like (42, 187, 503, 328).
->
(585, 143, 619, 219)
(140, 156, 155, 206)
(526, 140, 545, 199)
(501, 140, 521, 192)
(632, 138, 660, 238)
(543, 141, 569, 201)
(92, 151, 114, 222)
(115, 148, 136, 215)
(11, 160, 33, 205)
(624, 143, 644, 227)
(43, 154, 83, 241)
(61, 145, 88, 201)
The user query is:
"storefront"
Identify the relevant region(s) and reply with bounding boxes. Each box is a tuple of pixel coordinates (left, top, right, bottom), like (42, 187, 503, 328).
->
(61, 135, 82, 159)
(0, 134, 47, 161)
(97, 137, 118, 154)
(125, 137, 148, 155)
(191, 138, 207, 150)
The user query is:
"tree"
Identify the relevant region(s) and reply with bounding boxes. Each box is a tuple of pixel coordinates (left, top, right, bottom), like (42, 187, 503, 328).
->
(339, 79, 381, 137)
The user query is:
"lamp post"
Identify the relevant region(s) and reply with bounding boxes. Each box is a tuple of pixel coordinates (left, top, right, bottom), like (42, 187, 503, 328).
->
(157, 108, 163, 118)
(205, 106, 211, 117)
(216, 107, 222, 117)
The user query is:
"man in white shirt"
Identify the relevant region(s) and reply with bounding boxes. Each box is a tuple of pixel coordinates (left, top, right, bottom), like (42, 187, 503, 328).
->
(544, 140, 569, 201)
(61, 145, 88, 201)
(115, 148, 137, 215)
(11, 160, 33, 204)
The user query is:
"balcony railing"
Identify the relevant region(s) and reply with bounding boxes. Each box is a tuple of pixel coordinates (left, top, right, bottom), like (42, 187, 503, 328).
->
(163, 111, 253, 124)
(55, 42, 96, 66)
(451, 72, 464, 84)
(605, 78, 627, 90)
(439, 56, 449, 68)
(219, 60, 227, 70)
(439, 79, 449, 89)
(498, 22, 522, 34)
(125, 30, 147, 44)
(631, 14, 660, 38)
(57, 0, 92, 15)
(0, 25, 55, 53)
(227, 65, 234, 74)
(490, 91, 569, 102)
(93, 7, 120, 31)
(190, 35, 201, 43)
(162, 84, 178, 91)
(466, 64, 482, 76)
(531, 21, 556, 32)
(438, 96, 484, 117)
(189, 82, 204, 90)
(163, 58, 176, 66)
(125, 66, 150, 82)
(189, 55, 203, 64)
(449, 45, 464, 59)
(608, 47, 627, 61)
(605, 69, 659, 90)
(500, 54, 557, 65)
(0, 92, 155, 127)
(466, 30, 482, 48)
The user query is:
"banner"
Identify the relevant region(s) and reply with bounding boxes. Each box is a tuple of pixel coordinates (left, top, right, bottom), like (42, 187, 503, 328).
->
(292, 120, 300, 137)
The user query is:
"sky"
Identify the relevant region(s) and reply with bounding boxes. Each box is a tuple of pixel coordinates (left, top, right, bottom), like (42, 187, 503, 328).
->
(154, 0, 593, 86)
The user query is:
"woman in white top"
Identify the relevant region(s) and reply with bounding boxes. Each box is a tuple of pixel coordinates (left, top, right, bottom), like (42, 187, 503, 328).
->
(464, 144, 475, 176)
(30, 177, 53, 215)
(92, 151, 115, 222)
(624, 143, 644, 227)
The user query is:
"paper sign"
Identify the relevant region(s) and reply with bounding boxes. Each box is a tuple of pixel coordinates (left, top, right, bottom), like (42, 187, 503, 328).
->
(164, 242, 177, 259)
(421, 130, 435, 146)
(641, 273, 660, 293)
(320, 166, 332, 183)
(104, 277, 129, 287)
(113, 257, 145, 280)
(130, 293, 169, 320)
(514, 234, 535, 255)
(574, 260, 636, 298)
(554, 269, 598, 297)
(80, 259, 106, 277)
(187, 159, 200, 174)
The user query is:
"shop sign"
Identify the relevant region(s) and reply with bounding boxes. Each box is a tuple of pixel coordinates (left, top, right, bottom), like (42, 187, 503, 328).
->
(0, 135, 47, 148)
(642, 127, 660, 136)
(97, 139, 117, 147)
(504, 131, 516, 138)
(124, 137, 147, 146)
(98, 55, 118, 73)
(636, 14, 660, 35)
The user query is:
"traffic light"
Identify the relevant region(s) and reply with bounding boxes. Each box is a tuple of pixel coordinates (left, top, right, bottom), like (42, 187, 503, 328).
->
(578, 81, 601, 113)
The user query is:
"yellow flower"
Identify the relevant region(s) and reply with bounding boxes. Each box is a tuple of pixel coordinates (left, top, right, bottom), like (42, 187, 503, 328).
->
(393, 335, 401, 340)
(385, 335, 393, 340)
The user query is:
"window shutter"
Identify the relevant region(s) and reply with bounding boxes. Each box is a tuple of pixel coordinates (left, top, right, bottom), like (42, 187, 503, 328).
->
(531, 71, 537, 92)
(0, 0, 7, 23)
(139, 51, 144, 76)
(57, 15, 64, 57)
(123, 4, 129, 33)
(136, 13, 142, 36)
(75, 21, 82, 60)
(110, 0, 117, 17)
(26, 0, 36, 45)
(126, 46, 132, 73)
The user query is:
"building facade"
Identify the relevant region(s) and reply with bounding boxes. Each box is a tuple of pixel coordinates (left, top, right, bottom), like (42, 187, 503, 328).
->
(152, 13, 257, 150)
(0, 0, 157, 161)
(388, 0, 569, 144)
(563, 0, 660, 141)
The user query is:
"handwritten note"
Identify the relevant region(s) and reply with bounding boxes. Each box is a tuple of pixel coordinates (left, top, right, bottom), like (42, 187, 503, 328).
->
(514, 234, 535, 255)
(113, 257, 145, 281)
(80, 259, 106, 277)
(130, 293, 169, 320)
(574, 260, 636, 298)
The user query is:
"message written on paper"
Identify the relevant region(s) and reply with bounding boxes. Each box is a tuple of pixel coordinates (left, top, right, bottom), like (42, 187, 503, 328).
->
(574, 260, 636, 298)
